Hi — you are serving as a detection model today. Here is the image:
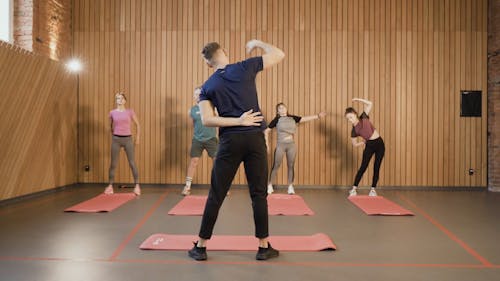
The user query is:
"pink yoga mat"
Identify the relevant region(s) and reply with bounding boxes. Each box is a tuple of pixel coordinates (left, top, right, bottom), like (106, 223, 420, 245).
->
(140, 233, 336, 251)
(167, 195, 206, 215)
(64, 193, 136, 212)
(168, 194, 314, 216)
(267, 194, 314, 216)
(348, 195, 414, 216)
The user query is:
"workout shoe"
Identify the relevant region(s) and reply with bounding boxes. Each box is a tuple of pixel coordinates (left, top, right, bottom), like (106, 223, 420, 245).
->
(348, 187, 357, 197)
(256, 243, 279, 261)
(188, 242, 207, 261)
(369, 188, 377, 197)
(181, 186, 191, 196)
(104, 186, 114, 195)
(267, 184, 274, 194)
(133, 184, 141, 196)
(287, 185, 295, 195)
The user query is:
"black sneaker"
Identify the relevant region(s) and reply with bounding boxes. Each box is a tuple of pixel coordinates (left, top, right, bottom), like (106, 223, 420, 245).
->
(188, 242, 207, 261)
(256, 242, 279, 260)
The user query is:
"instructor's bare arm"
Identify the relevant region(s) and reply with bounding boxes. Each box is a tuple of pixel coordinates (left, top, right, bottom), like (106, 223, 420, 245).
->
(246, 40, 285, 69)
(199, 100, 264, 128)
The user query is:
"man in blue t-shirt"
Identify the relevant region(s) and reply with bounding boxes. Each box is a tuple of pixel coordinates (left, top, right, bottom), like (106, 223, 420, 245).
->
(188, 40, 285, 261)
(181, 87, 218, 196)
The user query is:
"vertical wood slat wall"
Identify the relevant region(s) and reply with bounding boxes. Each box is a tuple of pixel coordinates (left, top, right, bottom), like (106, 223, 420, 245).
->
(74, 0, 487, 188)
(0, 42, 78, 201)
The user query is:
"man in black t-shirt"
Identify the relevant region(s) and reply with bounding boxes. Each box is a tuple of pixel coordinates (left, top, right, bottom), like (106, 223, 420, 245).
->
(188, 40, 285, 261)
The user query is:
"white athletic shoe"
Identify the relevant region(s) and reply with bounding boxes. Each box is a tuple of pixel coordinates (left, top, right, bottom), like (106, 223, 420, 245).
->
(349, 187, 357, 197)
(133, 184, 141, 196)
(181, 186, 191, 196)
(267, 184, 274, 194)
(369, 188, 377, 197)
(104, 185, 114, 195)
(287, 185, 295, 195)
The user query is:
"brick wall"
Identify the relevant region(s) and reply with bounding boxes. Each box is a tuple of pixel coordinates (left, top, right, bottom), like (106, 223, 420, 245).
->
(488, 0, 500, 191)
(13, 0, 72, 61)
(33, 0, 72, 60)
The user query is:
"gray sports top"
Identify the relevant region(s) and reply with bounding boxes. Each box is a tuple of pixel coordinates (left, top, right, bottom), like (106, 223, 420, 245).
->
(268, 115, 302, 143)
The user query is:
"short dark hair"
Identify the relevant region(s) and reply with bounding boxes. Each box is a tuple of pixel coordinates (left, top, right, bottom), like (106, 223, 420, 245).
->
(345, 107, 358, 116)
(201, 42, 221, 61)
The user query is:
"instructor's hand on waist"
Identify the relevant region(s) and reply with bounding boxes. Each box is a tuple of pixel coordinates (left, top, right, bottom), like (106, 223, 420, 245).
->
(239, 109, 264, 126)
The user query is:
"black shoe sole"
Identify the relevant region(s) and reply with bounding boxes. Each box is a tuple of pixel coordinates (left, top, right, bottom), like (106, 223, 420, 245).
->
(188, 251, 207, 261)
(256, 251, 279, 261)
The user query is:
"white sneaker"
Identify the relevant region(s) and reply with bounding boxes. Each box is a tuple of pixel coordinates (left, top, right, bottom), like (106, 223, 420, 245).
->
(287, 185, 295, 195)
(349, 187, 357, 197)
(267, 184, 274, 194)
(369, 188, 377, 197)
(104, 185, 114, 195)
(133, 184, 141, 196)
(181, 186, 191, 196)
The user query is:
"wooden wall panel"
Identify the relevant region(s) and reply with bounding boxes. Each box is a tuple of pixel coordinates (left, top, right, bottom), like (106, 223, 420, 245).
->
(0, 41, 78, 201)
(74, 0, 488, 188)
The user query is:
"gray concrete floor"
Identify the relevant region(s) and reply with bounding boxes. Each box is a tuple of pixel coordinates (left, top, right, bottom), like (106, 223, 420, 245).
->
(0, 184, 499, 281)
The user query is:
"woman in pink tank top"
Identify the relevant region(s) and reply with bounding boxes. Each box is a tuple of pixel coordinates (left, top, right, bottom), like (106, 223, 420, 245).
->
(104, 92, 141, 195)
(345, 98, 385, 197)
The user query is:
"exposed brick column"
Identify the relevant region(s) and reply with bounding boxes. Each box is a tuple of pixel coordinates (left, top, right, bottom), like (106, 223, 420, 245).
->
(488, 0, 500, 191)
(12, 0, 72, 61)
(13, 0, 33, 51)
(33, 0, 72, 60)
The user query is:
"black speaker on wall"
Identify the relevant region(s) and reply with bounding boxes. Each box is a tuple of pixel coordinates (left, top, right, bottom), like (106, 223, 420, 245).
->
(460, 90, 482, 117)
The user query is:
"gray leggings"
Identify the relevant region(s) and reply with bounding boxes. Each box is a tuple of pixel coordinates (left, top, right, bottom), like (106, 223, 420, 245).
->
(109, 136, 139, 184)
(269, 142, 297, 185)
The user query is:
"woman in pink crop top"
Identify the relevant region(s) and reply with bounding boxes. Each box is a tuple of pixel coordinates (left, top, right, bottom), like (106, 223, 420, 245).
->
(345, 98, 385, 197)
(104, 92, 141, 196)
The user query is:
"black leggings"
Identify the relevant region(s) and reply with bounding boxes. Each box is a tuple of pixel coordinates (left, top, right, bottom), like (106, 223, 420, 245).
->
(353, 137, 385, 188)
(198, 132, 269, 239)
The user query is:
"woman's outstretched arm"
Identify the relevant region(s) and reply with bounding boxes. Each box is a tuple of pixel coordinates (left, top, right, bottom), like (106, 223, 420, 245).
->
(299, 112, 327, 123)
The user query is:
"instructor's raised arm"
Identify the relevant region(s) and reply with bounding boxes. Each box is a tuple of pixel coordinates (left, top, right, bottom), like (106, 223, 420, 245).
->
(246, 40, 285, 69)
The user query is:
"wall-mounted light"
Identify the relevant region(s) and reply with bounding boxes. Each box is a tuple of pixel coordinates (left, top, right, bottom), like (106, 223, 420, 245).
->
(66, 58, 82, 72)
